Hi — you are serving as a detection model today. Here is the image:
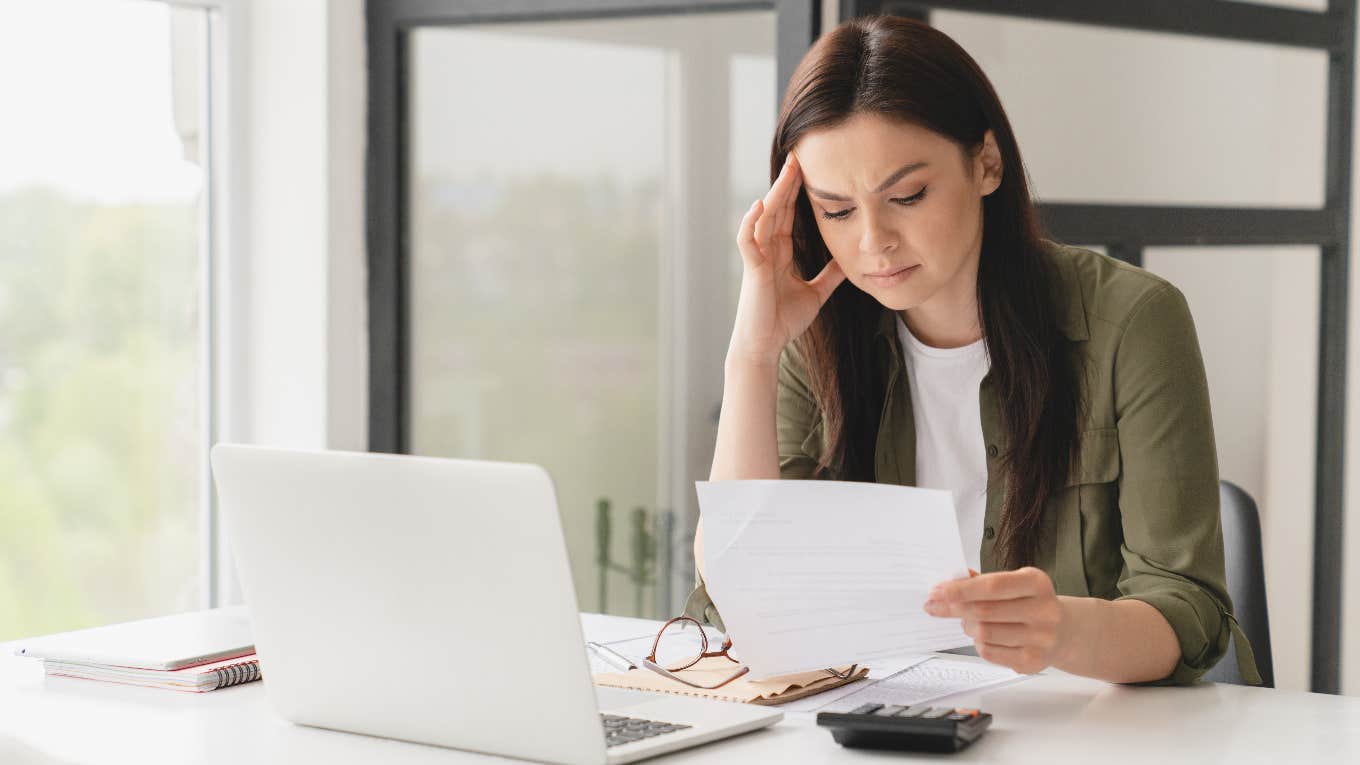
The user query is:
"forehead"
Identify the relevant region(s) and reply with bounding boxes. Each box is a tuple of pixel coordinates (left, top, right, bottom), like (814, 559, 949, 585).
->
(794, 113, 960, 189)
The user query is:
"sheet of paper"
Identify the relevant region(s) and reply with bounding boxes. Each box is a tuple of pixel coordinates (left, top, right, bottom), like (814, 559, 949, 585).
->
(776, 653, 933, 713)
(810, 656, 1030, 713)
(698, 479, 971, 679)
(578, 612, 662, 645)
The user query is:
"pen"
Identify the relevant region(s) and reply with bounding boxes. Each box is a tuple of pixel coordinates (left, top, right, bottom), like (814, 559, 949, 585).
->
(587, 641, 637, 672)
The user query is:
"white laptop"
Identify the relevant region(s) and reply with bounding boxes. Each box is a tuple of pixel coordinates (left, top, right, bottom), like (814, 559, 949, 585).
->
(210, 444, 780, 765)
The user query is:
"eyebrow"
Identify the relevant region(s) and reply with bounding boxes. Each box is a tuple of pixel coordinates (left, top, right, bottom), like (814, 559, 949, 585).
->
(803, 161, 929, 202)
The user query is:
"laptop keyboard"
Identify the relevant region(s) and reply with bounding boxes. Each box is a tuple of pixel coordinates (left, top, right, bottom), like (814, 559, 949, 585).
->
(601, 714, 692, 747)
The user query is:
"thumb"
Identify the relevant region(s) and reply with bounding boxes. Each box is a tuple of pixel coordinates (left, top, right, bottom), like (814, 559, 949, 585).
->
(808, 258, 846, 304)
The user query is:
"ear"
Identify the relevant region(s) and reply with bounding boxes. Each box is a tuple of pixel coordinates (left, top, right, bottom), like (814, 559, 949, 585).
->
(977, 129, 1003, 196)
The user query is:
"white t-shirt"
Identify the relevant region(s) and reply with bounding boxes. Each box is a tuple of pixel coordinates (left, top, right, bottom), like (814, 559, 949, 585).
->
(895, 314, 991, 572)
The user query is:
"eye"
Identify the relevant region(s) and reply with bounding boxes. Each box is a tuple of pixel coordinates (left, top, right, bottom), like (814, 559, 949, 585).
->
(894, 186, 928, 206)
(818, 186, 928, 222)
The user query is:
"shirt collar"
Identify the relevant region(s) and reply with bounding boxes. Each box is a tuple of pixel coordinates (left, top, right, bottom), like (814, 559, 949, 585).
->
(1049, 242, 1090, 342)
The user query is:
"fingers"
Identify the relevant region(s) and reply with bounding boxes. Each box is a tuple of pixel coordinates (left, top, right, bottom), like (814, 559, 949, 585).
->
(781, 152, 802, 227)
(765, 153, 798, 233)
(931, 568, 1064, 676)
(931, 566, 1053, 604)
(754, 155, 801, 266)
(960, 610, 1061, 675)
(961, 618, 1030, 647)
(808, 258, 846, 304)
(736, 199, 764, 269)
(927, 596, 1040, 622)
(974, 643, 1047, 675)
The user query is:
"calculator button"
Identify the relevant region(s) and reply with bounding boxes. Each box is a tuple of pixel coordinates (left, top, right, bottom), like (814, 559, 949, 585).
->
(873, 705, 905, 716)
(896, 705, 930, 717)
(921, 708, 954, 719)
(954, 708, 981, 718)
(849, 703, 883, 715)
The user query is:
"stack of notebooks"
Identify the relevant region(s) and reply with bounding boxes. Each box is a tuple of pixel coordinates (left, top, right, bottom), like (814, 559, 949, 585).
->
(14, 606, 262, 693)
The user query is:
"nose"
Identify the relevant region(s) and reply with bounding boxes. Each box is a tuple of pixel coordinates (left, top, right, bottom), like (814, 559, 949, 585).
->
(858, 211, 899, 256)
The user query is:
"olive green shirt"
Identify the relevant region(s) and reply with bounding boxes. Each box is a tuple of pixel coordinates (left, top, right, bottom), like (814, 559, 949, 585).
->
(685, 241, 1261, 686)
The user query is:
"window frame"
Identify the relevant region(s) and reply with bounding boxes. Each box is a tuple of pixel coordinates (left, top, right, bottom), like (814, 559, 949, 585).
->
(166, 0, 237, 611)
(146, 0, 240, 611)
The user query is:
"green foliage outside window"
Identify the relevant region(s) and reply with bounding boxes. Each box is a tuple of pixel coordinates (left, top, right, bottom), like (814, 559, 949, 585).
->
(0, 187, 201, 642)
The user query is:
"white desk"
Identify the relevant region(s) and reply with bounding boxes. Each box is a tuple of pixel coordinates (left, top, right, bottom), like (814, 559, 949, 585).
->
(2, 614, 1357, 764)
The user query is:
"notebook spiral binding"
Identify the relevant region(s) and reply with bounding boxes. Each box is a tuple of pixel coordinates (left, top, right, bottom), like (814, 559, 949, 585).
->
(212, 659, 262, 690)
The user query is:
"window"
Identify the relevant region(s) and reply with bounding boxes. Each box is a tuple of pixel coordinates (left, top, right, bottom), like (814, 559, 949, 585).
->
(368, 0, 819, 618)
(0, 0, 221, 640)
(403, 9, 779, 617)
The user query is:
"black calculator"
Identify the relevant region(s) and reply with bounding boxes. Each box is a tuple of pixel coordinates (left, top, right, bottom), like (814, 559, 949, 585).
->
(816, 703, 992, 753)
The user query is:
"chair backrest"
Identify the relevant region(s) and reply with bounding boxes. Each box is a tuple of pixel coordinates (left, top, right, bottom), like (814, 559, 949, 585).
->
(1203, 481, 1275, 687)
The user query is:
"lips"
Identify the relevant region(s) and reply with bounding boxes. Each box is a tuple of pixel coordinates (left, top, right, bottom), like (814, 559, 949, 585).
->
(865, 264, 920, 286)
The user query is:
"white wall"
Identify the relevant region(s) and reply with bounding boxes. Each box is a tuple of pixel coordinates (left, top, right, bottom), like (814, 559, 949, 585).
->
(217, 0, 367, 603)
(223, 0, 367, 453)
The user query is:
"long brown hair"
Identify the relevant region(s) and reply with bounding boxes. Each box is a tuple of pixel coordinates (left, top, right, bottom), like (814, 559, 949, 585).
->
(774, 15, 1081, 569)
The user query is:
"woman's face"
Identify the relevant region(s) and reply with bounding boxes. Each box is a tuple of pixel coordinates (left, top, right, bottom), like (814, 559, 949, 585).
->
(793, 112, 1002, 312)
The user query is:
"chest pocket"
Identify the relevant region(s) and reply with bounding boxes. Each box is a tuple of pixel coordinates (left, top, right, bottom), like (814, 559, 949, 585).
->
(792, 417, 836, 480)
(800, 417, 826, 463)
(1068, 427, 1121, 486)
(1064, 427, 1122, 599)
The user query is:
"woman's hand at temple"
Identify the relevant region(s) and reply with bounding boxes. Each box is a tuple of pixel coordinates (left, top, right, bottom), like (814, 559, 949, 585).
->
(705, 150, 848, 490)
(729, 151, 846, 369)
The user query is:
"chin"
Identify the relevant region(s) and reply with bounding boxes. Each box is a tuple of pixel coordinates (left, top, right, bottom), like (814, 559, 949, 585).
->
(859, 282, 924, 312)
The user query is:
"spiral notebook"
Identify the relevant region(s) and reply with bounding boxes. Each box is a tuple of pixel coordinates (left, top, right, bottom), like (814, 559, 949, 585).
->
(43, 653, 262, 693)
(15, 606, 253, 670)
(15, 606, 259, 693)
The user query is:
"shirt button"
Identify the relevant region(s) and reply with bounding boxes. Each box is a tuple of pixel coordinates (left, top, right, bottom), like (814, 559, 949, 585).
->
(984, 525, 996, 540)
(986, 444, 999, 458)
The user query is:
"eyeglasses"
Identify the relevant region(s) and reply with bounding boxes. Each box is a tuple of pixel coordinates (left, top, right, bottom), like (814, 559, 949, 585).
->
(640, 615, 858, 690)
(640, 616, 748, 689)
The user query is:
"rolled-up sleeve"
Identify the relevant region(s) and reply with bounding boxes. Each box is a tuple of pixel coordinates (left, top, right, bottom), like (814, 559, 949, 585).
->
(1111, 282, 1256, 685)
(775, 341, 828, 480)
(683, 342, 828, 629)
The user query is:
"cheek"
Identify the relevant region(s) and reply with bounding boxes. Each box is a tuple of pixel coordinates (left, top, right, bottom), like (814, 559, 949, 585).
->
(812, 220, 853, 262)
(817, 227, 863, 280)
(918, 189, 978, 245)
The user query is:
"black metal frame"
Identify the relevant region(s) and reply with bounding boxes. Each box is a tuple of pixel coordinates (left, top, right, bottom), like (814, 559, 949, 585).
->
(845, 0, 1352, 694)
(366, 0, 818, 454)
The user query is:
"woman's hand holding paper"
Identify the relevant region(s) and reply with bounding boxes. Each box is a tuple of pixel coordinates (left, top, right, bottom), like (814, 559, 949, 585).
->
(922, 567, 1073, 675)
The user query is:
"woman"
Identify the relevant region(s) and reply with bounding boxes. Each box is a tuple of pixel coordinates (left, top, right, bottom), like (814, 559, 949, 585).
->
(684, 15, 1259, 686)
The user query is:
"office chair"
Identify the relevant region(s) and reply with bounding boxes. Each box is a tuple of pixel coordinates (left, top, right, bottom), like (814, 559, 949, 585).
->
(1203, 480, 1275, 687)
